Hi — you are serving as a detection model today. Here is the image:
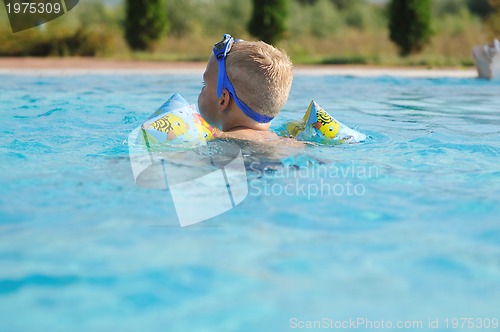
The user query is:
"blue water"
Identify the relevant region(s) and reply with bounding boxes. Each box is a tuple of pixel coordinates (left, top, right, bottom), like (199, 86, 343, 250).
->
(1, 73, 499, 332)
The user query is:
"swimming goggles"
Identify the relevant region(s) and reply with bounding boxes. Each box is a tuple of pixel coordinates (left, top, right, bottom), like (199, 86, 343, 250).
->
(213, 34, 274, 123)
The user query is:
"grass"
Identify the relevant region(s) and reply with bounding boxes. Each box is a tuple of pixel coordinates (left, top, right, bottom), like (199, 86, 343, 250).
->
(0, 26, 483, 68)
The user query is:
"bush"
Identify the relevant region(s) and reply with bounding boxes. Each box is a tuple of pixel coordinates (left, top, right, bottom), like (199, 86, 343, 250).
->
(433, 0, 466, 17)
(388, 0, 433, 56)
(343, 3, 371, 30)
(166, 0, 199, 37)
(330, 0, 364, 11)
(466, 0, 494, 18)
(124, 0, 168, 50)
(310, 0, 341, 37)
(248, 0, 288, 44)
(199, 0, 252, 38)
(0, 27, 114, 56)
(485, 0, 500, 38)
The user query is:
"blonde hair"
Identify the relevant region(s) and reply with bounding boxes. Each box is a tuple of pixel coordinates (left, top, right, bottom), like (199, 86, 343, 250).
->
(225, 41, 293, 119)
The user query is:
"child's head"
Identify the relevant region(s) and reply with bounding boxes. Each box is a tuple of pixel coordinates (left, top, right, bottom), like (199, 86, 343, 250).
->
(198, 34, 293, 131)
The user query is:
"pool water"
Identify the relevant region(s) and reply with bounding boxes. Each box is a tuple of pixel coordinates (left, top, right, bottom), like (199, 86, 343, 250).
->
(1, 73, 499, 331)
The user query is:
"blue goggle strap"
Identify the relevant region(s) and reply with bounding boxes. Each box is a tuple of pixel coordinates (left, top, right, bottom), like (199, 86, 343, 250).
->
(222, 74, 274, 123)
(214, 35, 274, 123)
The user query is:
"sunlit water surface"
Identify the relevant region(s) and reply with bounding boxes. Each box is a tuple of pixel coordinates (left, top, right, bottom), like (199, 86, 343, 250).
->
(1, 73, 499, 331)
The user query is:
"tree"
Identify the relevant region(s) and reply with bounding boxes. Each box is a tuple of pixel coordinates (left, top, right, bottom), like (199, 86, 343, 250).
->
(388, 0, 433, 56)
(125, 0, 169, 50)
(466, 0, 494, 18)
(433, 0, 466, 17)
(330, 0, 364, 11)
(166, 0, 196, 38)
(485, 0, 500, 37)
(297, 0, 318, 5)
(248, 0, 288, 45)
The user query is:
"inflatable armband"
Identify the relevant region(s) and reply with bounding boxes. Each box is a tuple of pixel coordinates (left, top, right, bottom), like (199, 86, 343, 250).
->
(283, 100, 366, 143)
(140, 94, 365, 146)
(141, 93, 217, 145)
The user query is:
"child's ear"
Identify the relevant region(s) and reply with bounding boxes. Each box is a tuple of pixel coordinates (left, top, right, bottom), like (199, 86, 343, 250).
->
(218, 88, 231, 112)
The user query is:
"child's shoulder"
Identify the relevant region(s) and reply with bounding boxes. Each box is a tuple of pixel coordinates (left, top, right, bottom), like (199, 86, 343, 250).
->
(220, 128, 305, 147)
(222, 128, 277, 141)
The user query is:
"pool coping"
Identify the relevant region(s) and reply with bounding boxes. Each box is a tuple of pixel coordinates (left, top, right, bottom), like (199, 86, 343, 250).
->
(0, 57, 478, 78)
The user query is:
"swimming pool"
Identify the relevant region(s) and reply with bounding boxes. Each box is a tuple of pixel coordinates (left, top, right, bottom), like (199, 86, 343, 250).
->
(1, 72, 499, 331)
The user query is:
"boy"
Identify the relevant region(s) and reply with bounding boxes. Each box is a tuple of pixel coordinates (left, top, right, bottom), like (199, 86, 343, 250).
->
(198, 34, 293, 141)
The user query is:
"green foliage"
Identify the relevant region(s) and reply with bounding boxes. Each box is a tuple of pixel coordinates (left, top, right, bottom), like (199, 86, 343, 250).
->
(433, 0, 467, 17)
(388, 0, 433, 56)
(294, 0, 383, 33)
(124, 0, 168, 50)
(484, 0, 500, 37)
(166, 0, 198, 37)
(296, 0, 319, 5)
(431, 3, 480, 40)
(0, 0, 120, 56)
(164, 0, 252, 39)
(77, 1, 112, 27)
(321, 55, 372, 64)
(330, 0, 363, 11)
(248, 0, 288, 44)
(221, 0, 253, 36)
(486, 12, 500, 38)
(342, 2, 373, 30)
(201, 0, 252, 37)
(309, 0, 341, 37)
(289, 0, 341, 38)
(466, 0, 494, 18)
(0, 27, 113, 56)
(435, 9, 470, 37)
(0, 0, 492, 66)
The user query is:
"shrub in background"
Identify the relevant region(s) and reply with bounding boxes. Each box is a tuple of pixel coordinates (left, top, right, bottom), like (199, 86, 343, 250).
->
(125, 0, 168, 50)
(388, 0, 433, 56)
(0, 27, 113, 56)
(466, 0, 495, 18)
(485, 0, 500, 38)
(248, 0, 288, 44)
